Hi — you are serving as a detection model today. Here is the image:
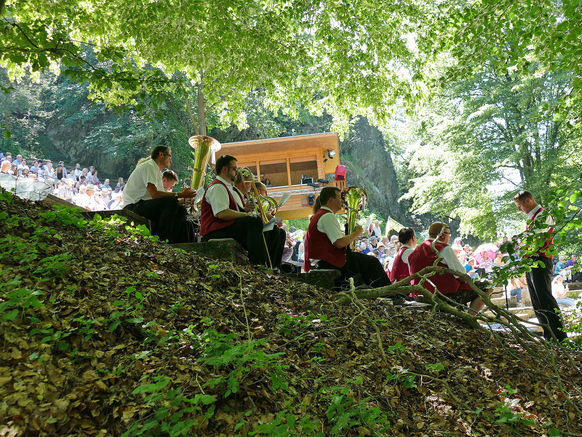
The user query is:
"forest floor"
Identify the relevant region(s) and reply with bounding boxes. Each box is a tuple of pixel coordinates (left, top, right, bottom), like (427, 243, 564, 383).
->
(1, 190, 581, 436)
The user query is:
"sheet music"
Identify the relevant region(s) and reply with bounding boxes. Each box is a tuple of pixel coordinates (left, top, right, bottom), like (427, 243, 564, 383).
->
(263, 218, 277, 232)
(277, 193, 291, 208)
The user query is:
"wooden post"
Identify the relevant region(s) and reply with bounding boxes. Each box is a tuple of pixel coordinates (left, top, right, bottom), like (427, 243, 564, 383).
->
(286, 157, 291, 186)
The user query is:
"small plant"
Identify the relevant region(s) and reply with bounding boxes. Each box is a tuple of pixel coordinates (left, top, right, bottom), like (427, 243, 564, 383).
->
(124, 374, 217, 436)
(322, 385, 391, 435)
(199, 329, 286, 397)
(386, 368, 417, 389)
(38, 205, 87, 229)
(0, 278, 44, 321)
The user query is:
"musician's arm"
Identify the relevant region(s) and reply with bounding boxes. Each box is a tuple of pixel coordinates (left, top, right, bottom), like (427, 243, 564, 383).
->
(147, 183, 194, 199)
(333, 226, 363, 249)
(216, 209, 252, 220)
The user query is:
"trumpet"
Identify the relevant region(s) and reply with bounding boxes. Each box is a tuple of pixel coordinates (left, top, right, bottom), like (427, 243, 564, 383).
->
(341, 186, 368, 246)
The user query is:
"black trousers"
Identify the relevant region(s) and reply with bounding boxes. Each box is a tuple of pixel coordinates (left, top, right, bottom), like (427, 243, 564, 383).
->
(125, 197, 195, 243)
(526, 256, 567, 342)
(264, 226, 286, 268)
(319, 251, 390, 288)
(203, 216, 283, 267)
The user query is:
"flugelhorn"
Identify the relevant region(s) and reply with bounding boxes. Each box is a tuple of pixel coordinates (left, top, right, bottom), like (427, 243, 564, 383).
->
(341, 187, 368, 245)
(188, 135, 221, 191)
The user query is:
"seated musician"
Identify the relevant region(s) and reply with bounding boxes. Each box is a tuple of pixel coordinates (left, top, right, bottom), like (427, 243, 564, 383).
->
(232, 169, 285, 268)
(389, 227, 417, 283)
(200, 155, 269, 266)
(123, 146, 196, 243)
(304, 187, 390, 288)
(408, 222, 490, 313)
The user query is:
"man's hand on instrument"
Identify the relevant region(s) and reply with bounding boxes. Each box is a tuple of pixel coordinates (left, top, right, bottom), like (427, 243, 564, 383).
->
(180, 187, 196, 198)
(354, 225, 364, 237)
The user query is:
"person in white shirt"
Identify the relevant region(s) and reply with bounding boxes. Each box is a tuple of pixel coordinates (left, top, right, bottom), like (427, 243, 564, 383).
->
(304, 187, 390, 288)
(514, 190, 566, 342)
(123, 146, 195, 243)
(200, 155, 270, 266)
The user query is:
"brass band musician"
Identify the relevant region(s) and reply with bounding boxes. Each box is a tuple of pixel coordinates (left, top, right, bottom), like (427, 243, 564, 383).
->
(304, 186, 391, 288)
(200, 155, 283, 268)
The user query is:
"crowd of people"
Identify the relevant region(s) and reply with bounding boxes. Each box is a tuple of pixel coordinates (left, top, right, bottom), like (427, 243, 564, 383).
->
(0, 151, 132, 211)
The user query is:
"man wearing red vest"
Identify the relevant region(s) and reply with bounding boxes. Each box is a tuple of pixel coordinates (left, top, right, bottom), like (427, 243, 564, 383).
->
(389, 227, 417, 283)
(408, 222, 488, 313)
(200, 155, 268, 266)
(514, 190, 566, 342)
(304, 187, 390, 288)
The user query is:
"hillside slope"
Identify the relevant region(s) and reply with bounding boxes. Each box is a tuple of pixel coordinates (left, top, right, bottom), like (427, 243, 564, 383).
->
(0, 190, 581, 436)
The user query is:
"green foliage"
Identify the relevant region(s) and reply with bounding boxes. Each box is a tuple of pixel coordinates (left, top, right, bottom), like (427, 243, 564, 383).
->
(198, 329, 286, 397)
(400, 66, 580, 238)
(39, 205, 87, 230)
(125, 375, 217, 436)
(0, 277, 44, 321)
(321, 385, 391, 435)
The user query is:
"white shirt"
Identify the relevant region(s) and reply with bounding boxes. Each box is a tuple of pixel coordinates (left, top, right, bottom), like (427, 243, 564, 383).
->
(427, 238, 466, 276)
(310, 207, 344, 266)
(527, 204, 554, 233)
(204, 176, 241, 216)
(317, 207, 344, 244)
(400, 244, 414, 265)
(122, 159, 164, 207)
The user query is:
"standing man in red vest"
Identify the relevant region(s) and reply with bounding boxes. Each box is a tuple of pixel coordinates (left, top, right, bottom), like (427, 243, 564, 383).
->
(514, 190, 566, 342)
(304, 187, 390, 288)
(200, 155, 268, 266)
(408, 222, 489, 314)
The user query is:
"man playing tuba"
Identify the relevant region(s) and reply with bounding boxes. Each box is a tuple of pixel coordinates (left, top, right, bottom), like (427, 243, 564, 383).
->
(304, 186, 390, 288)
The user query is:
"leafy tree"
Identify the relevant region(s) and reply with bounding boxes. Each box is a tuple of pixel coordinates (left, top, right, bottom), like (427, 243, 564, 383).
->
(401, 66, 581, 239)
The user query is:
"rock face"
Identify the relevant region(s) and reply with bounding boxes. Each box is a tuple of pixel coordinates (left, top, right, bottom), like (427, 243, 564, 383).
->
(341, 117, 405, 222)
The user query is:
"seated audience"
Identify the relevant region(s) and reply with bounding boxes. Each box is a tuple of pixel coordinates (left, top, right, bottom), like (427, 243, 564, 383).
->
(509, 275, 526, 306)
(565, 255, 581, 283)
(552, 276, 576, 306)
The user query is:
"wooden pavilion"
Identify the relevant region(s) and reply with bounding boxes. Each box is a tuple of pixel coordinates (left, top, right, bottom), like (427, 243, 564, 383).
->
(220, 133, 345, 219)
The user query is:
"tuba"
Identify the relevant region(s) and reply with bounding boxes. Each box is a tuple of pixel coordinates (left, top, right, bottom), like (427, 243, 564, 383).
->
(341, 187, 368, 244)
(188, 135, 221, 191)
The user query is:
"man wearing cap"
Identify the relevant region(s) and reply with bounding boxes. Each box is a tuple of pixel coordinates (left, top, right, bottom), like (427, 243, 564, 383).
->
(123, 145, 196, 243)
(408, 222, 489, 314)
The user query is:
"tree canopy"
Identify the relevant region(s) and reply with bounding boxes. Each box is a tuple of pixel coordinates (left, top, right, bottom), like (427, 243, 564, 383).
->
(4, 0, 578, 133)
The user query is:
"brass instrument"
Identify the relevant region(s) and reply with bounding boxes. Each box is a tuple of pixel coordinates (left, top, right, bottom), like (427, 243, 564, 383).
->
(259, 195, 278, 217)
(236, 167, 273, 268)
(341, 186, 368, 247)
(188, 135, 221, 191)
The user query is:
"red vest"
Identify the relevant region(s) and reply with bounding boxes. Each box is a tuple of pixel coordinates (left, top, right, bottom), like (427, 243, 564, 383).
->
(304, 209, 347, 272)
(526, 207, 554, 258)
(408, 239, 461, 295)
(389, 246, 411, 283)
(200, 179, 239, 236)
